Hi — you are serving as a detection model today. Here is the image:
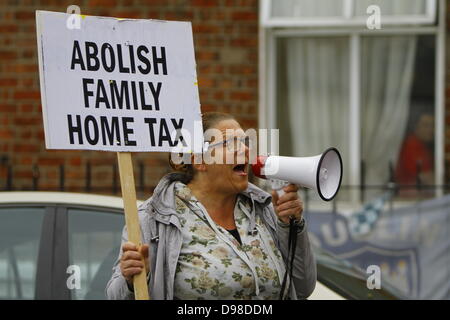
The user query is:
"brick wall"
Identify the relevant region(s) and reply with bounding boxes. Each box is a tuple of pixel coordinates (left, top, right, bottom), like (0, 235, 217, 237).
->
(0, 0, 259, 198)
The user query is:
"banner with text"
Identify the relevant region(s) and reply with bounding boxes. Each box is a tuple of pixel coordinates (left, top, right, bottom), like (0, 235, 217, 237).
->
(305, 195, 450, 299)
(36, 11, 203, 152)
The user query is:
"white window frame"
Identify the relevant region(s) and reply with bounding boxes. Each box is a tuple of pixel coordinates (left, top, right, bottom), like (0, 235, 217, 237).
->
(259, 0, 446, 203)
(261, 0, 437, 28)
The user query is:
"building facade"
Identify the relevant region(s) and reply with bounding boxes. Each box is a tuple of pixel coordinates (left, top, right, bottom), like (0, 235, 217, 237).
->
(0, 0, 448, 202)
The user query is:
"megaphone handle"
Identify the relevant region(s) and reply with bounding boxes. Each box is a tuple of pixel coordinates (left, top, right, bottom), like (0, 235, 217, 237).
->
(270, 179, 289, 198)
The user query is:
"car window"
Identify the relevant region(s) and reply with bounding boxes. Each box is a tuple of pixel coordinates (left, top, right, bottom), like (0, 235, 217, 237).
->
(67, 208, 123, 300)
(0, 207, 46, 299)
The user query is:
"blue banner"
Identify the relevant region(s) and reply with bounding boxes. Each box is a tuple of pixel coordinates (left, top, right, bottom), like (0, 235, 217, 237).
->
(304, 195, 450, 299)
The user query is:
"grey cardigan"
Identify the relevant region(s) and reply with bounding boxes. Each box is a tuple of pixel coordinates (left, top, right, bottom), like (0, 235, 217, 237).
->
(106, 173, 316, 300)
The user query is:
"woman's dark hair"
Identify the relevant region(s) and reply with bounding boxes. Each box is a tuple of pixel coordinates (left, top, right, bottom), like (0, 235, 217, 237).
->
(168, 112, 236, 184)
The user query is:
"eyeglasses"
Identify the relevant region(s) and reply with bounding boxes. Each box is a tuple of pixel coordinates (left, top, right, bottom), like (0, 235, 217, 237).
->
(206, 136, 250, 152)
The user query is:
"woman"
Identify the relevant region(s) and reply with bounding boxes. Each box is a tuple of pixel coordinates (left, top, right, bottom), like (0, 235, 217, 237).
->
(106, 112, 316, 300)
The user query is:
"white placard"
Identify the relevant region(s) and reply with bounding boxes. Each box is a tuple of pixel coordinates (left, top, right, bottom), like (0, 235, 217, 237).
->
(36, 11, 203, 152)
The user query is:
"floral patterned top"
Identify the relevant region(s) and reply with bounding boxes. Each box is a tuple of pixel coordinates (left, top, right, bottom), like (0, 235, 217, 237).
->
(173, 182, 287, 300)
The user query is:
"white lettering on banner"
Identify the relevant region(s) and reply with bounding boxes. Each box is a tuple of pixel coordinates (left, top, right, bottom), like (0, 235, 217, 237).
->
(321, 220, 348, 247)
(36, 11, 202, 152)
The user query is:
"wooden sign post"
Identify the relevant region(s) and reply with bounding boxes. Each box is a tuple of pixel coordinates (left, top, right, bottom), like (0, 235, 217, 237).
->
(117, 152, 149, 300)
(36, 11, 202, 300)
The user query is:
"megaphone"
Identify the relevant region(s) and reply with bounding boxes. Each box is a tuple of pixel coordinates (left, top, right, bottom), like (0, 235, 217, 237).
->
(252, 147, 343, 201)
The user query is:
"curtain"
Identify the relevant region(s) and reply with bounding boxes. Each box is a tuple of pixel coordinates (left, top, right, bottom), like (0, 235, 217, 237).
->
(275, 0, 424, 201)
(277, 36, 418, 200)
(277, 37, 350, 200)
(361, 36, 417, 199)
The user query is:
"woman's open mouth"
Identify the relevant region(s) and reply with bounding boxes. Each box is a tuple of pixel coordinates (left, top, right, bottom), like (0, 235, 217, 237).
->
(232, 164, 248, 176)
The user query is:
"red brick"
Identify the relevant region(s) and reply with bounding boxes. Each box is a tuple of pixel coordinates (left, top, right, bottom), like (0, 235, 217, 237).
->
(229, 65, 256, 75)
(0, 129, 14, 139)
(213, 91, 225, 100)
(164, 11, 194, 21)
(22, 50, 35, 59)
(231, 11, 257, 21)
(247, 78, 258, 88)
(19, 104, 34, 113)
(218, 79, 233, 88)
(0, 24, 18, 32)
(14, 143, 40, 153)
(14, 91, 40, 100)
(0, 104, 15, 113)
(0, 78, 17, 86)
(0, 50, 17, 60)
(197, 76, 215, 88)
(45, 171, 58, 180)
(193, 24, 221, 34)
(38, 157, 64, 166)
(88, 0, 118, 7)
(201, 104, 216, 112)
(230, 37, 257, 47)
(66, 171, 85, 180)
(36, 130, 45, 140)
(90, 158, 115, 166)
(196, 51, 219, 61)
(0, 115, 9, 126)
(20, 78, 35, 87)
(69, 156, 82, 166)
(20, 157, 33, 165)
(192, 0, 219, 7)
(15, 11, 35, 20)
(15, 170, 33, 179)
(0, 91, 10, 100)
(115, 11, 142, 19)
(20, 131, 33, 139)
(5, 64, 38, 73)
(230, 91, 254, 101)
(214, 65, 224, 74)
(14, 117, 41, 126)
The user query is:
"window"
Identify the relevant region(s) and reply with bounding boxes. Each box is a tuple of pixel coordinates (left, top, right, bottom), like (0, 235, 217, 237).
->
(260, 0, 445, 204)
(263, 0, 436, 27)
(0, 207, 46, 299)
(67, 208, 123, 300)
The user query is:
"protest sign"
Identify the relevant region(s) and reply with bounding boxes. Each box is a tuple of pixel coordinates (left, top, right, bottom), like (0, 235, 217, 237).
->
(36, 10, 202, 153)
(36, 10, 203, 299)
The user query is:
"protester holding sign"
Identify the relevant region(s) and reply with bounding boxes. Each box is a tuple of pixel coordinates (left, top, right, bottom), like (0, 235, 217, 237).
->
(106, 112, 317, 300)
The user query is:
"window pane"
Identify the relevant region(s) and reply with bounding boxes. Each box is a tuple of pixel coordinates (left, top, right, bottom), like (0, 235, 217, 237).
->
(360, 35, 435, 200)
(0, 207, 45, 299)
(276, 37, 350, 201)
(271, 0, 344, 18)
(354, 0, 427, 16)
(68, 208, 123, 300)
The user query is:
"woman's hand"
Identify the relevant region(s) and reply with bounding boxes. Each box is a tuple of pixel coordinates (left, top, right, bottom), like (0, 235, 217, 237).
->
(271, 184, 303, 224)
(120, 242, 149, 287)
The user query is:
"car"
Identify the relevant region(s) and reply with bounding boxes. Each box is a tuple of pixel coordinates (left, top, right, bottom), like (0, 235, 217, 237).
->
(0, 191, 404, 300)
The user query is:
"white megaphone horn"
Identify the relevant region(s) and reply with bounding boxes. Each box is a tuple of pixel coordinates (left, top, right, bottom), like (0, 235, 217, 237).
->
(252, 147, 343, 201)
